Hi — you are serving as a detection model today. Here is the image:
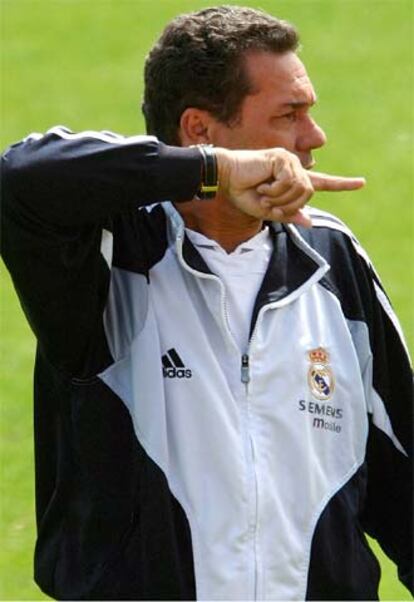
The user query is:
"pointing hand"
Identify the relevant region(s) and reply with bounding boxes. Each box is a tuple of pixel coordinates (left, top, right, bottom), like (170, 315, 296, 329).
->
(216, 147, 365, 227)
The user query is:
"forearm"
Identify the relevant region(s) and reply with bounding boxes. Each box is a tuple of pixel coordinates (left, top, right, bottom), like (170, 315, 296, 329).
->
(1, 126, 202, 227)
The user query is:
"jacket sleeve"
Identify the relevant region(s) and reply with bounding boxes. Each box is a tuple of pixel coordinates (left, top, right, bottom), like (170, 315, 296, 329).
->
(1, 126, 202, 377)
(358, 259, 413, 593)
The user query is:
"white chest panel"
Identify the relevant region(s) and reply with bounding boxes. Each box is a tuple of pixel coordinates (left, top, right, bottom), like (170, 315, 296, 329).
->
(100, 252, 369, 601)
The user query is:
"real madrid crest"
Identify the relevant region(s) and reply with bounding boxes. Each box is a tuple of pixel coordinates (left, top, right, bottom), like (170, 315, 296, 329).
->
(307, 347, 335, 401)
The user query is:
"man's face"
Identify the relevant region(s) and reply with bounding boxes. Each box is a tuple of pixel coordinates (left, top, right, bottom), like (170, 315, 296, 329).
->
(209, 51, 327, 168)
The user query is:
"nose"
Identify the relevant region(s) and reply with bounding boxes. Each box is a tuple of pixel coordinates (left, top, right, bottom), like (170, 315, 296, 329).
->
(296, 116, 327, 152)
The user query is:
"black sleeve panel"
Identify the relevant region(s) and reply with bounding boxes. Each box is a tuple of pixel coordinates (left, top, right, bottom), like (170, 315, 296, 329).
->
(1, 127, 202, 227)
(361, 423, 413, 595)
(0, 127, 201, 377)
(306, 465, 381, 601)
(363, 272, 413, 594)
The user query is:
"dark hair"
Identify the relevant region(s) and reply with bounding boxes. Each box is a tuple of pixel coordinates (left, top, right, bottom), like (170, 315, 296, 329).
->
(142, 5, 299, 145)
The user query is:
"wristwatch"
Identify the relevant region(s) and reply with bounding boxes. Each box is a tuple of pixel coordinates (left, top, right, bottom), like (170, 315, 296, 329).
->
(196, 144, 219, 200)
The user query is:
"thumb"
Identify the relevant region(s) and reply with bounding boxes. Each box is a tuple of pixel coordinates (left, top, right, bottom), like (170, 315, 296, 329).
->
(309, 172, 366, 192)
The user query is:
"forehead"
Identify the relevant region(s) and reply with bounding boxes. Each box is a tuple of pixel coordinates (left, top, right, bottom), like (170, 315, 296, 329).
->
(243, 51, 316, 106)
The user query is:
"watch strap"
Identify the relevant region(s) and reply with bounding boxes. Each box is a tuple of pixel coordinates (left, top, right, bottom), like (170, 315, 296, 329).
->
(196, 144, 219, 200)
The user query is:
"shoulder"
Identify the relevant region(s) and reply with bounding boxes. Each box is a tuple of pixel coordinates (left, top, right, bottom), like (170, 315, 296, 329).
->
(296, 207, 377, 277)
(290, 208, 385, 324)
(295, 209, 411, 368)
(303, 207, 360, 244)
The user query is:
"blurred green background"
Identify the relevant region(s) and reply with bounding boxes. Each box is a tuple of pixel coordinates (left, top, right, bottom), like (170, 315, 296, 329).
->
(0, 0, 412, 599)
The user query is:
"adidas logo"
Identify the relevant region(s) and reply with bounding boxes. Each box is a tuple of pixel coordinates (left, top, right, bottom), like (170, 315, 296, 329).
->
(162, 348, 192, 379)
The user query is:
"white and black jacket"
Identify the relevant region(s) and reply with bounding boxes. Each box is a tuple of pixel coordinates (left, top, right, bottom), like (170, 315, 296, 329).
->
(1, 127, 412, 601)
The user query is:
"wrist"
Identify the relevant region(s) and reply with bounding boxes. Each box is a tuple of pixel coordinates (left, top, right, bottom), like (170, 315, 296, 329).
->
(214, 147, 232, 195)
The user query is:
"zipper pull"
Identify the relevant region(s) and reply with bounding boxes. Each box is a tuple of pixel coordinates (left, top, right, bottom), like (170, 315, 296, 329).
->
(241, 354, 250, 384)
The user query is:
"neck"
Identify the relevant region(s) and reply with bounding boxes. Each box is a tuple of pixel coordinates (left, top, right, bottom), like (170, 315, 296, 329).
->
(174, 194, 263, 253)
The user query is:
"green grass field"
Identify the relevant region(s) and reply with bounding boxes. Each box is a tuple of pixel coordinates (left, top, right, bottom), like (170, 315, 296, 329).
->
(1, 0, 412, 599)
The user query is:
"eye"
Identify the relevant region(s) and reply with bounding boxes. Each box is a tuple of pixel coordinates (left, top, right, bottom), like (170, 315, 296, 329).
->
(281, 112, 297, 122)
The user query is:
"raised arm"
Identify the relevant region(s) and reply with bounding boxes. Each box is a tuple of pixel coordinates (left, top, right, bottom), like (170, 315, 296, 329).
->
(1, 127, 365, 376)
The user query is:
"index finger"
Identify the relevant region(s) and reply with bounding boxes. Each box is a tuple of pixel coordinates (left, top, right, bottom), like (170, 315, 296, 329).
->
(309, 172, 366, 192)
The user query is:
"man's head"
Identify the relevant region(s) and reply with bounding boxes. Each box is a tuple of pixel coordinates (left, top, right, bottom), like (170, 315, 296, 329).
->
(143, 5, 298, 143)
(143, 5, 326, 167)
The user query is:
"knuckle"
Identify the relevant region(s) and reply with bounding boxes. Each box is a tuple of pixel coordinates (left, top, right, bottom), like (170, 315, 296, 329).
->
(304, 183, 314, 197)
(296, 181, 306, 194)
(280, 150, 293, 167)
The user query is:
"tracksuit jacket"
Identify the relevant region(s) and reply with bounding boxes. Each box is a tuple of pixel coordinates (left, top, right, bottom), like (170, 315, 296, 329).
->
(1, 127, 413, 601)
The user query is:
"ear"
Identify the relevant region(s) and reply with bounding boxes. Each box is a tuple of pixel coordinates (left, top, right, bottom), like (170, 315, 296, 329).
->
(179, 108, 215, 146)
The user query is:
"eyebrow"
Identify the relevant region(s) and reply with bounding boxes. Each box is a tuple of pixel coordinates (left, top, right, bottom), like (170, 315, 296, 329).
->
(280, 99, 318, 109)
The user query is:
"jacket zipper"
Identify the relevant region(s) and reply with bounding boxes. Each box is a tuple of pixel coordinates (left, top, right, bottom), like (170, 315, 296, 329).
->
(240, 308, 271, 599)
(177, 233, 260, 597)
(214, 271, 259, 597)
(241, 353, 250, 384)
(240, 350, 258, 598)
(240, 301, 271, 386)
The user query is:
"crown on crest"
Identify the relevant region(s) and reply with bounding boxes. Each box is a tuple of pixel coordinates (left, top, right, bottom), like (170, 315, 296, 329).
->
(308, 347, 329, 364)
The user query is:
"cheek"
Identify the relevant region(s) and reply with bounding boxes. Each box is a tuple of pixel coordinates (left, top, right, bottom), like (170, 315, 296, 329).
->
(250, 126, 297, 151)
(208, 122, 243, 149)
(232, 128, 292, 151)
(211, 129, 245, 149)
(211, 120, 297, 151)
(242, 115, 298, 150)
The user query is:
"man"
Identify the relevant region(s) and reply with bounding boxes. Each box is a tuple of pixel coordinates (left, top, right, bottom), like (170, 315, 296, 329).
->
(1, 6, 411, 602)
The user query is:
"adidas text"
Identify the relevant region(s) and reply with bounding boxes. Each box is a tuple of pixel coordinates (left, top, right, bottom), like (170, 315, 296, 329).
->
(163, 367, 192, 379)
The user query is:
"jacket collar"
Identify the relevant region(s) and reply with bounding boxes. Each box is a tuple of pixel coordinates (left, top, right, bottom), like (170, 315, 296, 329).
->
(163, 202, 330, 312)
